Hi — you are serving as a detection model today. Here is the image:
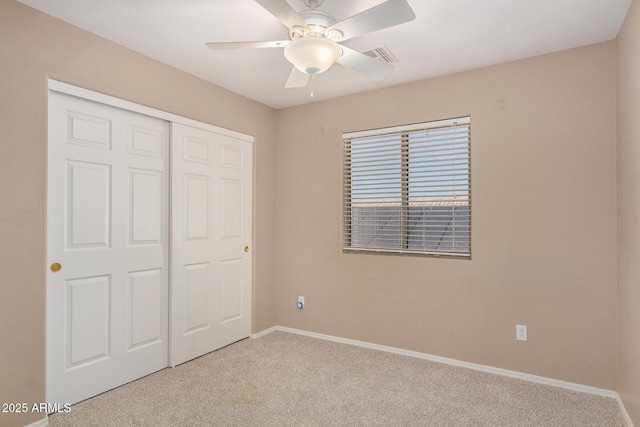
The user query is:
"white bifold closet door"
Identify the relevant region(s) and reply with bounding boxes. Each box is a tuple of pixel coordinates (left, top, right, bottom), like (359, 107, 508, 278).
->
(46, 92, 169, 405)
(170, 123, 252, 366)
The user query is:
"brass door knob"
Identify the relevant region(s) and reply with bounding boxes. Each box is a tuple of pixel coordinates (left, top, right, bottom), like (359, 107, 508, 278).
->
(244, 246, 249, 253)
(50, 262, 62, 272)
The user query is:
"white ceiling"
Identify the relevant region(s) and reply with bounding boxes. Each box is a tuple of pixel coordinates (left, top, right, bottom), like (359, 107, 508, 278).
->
(18, 0, 632, 109)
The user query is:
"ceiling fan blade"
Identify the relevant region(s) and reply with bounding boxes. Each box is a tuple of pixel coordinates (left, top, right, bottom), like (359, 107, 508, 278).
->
(337, 46, 394, 81)
(328, 0, 415, 42)
(284, 66, 310, 88)
(206, 40, 289, 50)
(255, 0, 310, 31)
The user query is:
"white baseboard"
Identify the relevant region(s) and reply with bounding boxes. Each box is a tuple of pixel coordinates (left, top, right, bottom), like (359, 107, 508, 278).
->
(256, 325, 618, 399)
(251, 326, 277, 339)
(24, 415, 48, 427)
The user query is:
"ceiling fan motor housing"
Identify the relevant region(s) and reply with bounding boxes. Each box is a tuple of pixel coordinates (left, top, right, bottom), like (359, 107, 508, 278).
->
(290, 10, 342, 40)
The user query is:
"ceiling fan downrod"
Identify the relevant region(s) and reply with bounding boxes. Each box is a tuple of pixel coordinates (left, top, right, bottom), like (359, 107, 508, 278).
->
(303, 0, 325, 9)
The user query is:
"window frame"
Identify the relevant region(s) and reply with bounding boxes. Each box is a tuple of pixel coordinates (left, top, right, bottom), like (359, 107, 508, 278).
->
(342, 116, 471, 258)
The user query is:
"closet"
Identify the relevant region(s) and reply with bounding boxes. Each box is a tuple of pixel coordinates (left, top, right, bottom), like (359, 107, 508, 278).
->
(46, 83, 252, 405)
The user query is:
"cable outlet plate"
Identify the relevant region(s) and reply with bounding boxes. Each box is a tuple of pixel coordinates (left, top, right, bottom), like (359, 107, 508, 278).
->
(516, 325, 527, 341)
(297, 296, 304, 309)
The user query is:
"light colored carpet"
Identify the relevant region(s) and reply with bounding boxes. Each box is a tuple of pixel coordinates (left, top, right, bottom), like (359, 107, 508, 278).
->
(49, 331, 626, 426)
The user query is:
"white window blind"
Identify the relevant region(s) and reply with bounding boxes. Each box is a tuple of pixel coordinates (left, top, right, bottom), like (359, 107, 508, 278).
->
(342, 117, 471, 257)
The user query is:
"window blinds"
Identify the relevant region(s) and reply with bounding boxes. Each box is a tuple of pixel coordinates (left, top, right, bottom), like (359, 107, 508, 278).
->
(342, 117, 471, 257)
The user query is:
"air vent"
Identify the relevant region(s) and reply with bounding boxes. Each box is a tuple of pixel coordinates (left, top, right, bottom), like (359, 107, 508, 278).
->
(362, 45, 398, 64)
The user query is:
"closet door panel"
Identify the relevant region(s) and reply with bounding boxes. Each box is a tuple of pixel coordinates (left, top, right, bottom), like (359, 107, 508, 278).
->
(171, 123, 252, 366)
(47, 92, 169, 406)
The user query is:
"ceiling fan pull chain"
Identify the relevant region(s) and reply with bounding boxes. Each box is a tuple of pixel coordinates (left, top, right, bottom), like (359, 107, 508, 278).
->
(310, 74, 316, 98)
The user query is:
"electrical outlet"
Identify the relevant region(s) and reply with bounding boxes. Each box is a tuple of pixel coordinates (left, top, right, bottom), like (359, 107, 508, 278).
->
(516, 325, 527, 342)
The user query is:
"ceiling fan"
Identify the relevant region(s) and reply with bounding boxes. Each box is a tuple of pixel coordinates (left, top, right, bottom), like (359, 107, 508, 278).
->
(206, 0, 415, 89)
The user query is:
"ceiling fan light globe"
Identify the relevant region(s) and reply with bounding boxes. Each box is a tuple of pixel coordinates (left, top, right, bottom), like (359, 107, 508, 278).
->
(284, 37, 342, 76)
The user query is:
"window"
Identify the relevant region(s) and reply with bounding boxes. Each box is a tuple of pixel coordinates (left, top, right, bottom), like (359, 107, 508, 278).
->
(342, 117, 471, 257)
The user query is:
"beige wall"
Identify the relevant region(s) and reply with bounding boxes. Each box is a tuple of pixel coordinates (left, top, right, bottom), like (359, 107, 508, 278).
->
(1, 0, 630, 425)
(617, 0, 640, 423)
(0, 1, 277, 426)
(275, 42, 618, 390)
